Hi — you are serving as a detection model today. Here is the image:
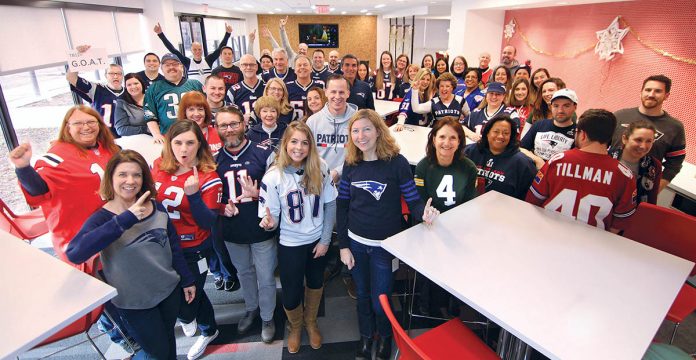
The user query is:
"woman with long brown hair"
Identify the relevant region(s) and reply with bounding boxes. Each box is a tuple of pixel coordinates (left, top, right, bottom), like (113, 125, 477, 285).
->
(372, 51, 401, 100)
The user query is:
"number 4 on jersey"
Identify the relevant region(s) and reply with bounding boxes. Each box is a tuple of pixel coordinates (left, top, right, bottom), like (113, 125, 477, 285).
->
(436, 175, 456, 206)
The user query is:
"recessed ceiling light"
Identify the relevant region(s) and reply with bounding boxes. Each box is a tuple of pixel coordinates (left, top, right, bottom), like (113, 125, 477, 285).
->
(341, 11, 347, 14)
(296, 10, 302, 13)
(360, 9, 368, 13)
(275, 8, 282, 11)
(330, 7, 335, 11)
(375, 3, 386, 8)
(268, 11, 274, 14)
(366, 12, 372, 15)
(311, 4, 316, 9)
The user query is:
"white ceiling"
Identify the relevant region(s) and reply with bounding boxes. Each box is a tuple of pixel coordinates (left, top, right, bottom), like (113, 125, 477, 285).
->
(180, 0, 449, 16)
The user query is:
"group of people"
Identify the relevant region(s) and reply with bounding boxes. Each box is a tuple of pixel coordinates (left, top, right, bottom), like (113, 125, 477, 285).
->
(10, 17, 687, 360)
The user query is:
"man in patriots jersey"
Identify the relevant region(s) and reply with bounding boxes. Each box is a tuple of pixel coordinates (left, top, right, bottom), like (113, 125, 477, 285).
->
(136, 52, 165, 91)
(227, 54, 264, 125)
(287, 55, 324, 121)
(214, 107, 278, 341)
(312, 49, 330, 83)
(327, 50, 343, 75)
(341, 55, 375, 110)
(211, 46, 243, 92)
(526, 109, 637, 233)
(262, 48, 297, 83)
(154, 21, 232, 84)
(66, 45, 124, 137)
(144, 53, 203, 143)
(611, 75, 686, 192)
(520, 88, 578, 169)
(203, 75, 232, 118)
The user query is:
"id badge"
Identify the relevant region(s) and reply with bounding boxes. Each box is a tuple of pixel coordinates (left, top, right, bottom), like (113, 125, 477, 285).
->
(197, 257, 209, 274)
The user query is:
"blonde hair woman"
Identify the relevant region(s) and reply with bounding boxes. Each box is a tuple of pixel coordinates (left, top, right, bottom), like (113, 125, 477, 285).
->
(263, 77, 295, 124)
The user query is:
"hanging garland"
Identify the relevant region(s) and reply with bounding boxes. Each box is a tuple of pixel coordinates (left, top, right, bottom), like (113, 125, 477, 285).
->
(505, 15, 696, 65)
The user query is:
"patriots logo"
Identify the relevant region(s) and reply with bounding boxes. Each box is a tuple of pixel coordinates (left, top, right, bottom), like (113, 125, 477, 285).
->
(486, 158, 494, 167)
(352, 181, 387, 200)
(130, 228, 168, 247)
(356, 92, 366, 98)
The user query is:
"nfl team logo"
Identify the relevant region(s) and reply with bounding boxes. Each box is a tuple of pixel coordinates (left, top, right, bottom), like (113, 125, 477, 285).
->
(486, 158, 494, 167)
(534, 171, 544, 184)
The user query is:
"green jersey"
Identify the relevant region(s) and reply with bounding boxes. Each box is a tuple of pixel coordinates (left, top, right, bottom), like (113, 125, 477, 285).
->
(143, 78, 203, 134)
(414, 156, 477, 212)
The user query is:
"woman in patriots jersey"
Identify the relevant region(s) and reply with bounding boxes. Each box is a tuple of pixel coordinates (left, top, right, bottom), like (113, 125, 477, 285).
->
(67, 150, 195, 360)
(463, 81, 519, 142)
(450, 56, 469, 95)
(263, 78, 295, 124)
(395, 64, 420, 99)
(247, 96, 287, 149)
(357, 62, 371, 83)
(152, 120, 222, 360)
(411, 72, 468, 126)
(337, 109, 439, 360)
(372, 51, 401, 101)
(433, 57, 449, 80)
(394, 68, 435, 131)
(458, 68, 485, 113)
(177, 92, 222, 157)
(258, 122, 337, 354)
(10, 106, 119, 269)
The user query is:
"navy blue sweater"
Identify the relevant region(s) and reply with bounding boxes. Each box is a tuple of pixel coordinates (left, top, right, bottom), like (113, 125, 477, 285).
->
(337, 154, 424, 248)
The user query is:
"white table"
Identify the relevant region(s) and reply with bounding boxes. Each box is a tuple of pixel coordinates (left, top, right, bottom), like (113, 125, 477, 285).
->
(375, 99, 400, 118)
(116, 134, 163, 166)
(382, 191, 693, 360)
(0, 230, 117, 359)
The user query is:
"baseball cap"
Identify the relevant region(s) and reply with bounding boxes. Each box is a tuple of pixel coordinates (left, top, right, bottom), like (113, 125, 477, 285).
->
(484, 82, 506, 94)
(551, 88, 578, 104)
(161, 53, 182, 64)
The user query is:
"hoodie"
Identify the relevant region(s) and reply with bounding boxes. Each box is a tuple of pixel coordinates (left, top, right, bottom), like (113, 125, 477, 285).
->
(306, 102, 358, 177)
(464, 143, 536, 200)
(246, 121, 287, 150)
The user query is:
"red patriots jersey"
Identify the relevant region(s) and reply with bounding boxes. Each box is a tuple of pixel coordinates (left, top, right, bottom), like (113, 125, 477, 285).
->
(152, 160, 222, 248)
(21, 142, 115, 267)
(526, 149, 637, 231)
(204, 125, 222, 157)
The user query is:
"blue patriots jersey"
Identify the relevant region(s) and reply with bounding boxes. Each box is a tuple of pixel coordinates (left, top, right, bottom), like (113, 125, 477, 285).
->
(372, 71, 401, 100)
(143, 78, 203, 134)
(398, 89, 429, 126)
(431, 95, 466, 124)
(226, 79, 264, 125)
(215, 139, 275, 244)
(312, 66, 330, 83)
(71, 76, 124, 137)
(464, 105, 520, 135)
(286, 79, 325, 121)
(262, 68, 296, 83)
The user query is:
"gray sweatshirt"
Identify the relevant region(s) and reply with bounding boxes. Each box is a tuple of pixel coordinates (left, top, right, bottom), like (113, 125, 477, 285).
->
(306, 102, 358, 177)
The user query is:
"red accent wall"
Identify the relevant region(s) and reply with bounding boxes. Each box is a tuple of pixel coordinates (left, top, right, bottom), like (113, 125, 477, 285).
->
(503, 0, 695, 163)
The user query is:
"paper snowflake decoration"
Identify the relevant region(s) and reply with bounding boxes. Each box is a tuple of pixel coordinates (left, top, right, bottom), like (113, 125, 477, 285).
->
(595, 17, 629, 61)
(504, 19, 516, 40)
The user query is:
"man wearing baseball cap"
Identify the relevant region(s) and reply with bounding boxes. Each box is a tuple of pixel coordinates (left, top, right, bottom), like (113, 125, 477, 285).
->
(144, 53, 204, 143)
(463, 82, 519, 142)
(520, 88, 578, 169)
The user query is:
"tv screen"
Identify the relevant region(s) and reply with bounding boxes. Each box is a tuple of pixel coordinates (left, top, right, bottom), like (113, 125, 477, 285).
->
(298, 24, 339, 48)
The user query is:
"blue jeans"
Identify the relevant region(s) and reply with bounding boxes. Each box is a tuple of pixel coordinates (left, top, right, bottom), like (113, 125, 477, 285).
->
(179, 241, 218, 336)
(350, 239, 394, 338)
(207, 229, 236, 281)
(117, 287, 180, 360)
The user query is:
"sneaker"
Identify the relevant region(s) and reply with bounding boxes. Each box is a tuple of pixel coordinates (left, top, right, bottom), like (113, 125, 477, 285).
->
(180, 319, 198, 337)
(237, 309, 259, 335)
(343, 277, 357, 300)
(224, 278, 240, 292)
(261, 320, 275, 343)
(187, 329, 219, 360)
(214, 277, 224, 290)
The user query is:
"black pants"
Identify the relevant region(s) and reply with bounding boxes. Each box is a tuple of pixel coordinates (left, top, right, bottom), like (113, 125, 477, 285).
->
(278, 239, 328, 309)
(179, 242, 218, 336)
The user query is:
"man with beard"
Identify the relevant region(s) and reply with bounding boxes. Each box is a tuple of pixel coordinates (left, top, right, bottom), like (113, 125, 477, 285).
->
(611, 75, 686, 192)
(144, 53, 203, 143)
(500, 45, 519, 74)
(215, 106, 278, 343)
(328, 50, 343, 74)
(227, 54, 265, 125)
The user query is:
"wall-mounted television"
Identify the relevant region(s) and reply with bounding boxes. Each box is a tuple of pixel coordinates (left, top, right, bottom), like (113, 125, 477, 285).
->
(298, 24, 339, 48)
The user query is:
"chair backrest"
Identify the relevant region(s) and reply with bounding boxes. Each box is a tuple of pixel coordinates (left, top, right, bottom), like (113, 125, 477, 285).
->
(0, 199, 22, 238)
(35, 256, 104, 346)
(378, 294, 432, 360)
(624, 202, 696, 276)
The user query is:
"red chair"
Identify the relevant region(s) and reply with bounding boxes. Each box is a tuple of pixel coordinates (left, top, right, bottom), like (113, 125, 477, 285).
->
(0, 198, 48, 241)
(379, 294, 499, 359)
(623, 202, 696, 345)
(30, 256, 110, 359)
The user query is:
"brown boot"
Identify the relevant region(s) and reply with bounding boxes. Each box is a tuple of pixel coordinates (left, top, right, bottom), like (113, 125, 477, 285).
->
(304, 287, 324, 349)
(284, 306, 304, 354)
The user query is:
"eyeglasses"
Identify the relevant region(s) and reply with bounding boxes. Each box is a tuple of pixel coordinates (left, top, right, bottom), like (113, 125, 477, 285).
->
(107, 72, 123, 76)
(68, 120, 100, 128)
(217, 121, 243, 130)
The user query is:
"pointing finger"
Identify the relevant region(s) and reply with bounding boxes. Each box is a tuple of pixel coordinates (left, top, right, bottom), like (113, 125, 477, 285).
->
(265, 207, 272, 218)
(425, 197, 432, 209)
(136, 191, 151, 205)
(192, 166, 198, 179)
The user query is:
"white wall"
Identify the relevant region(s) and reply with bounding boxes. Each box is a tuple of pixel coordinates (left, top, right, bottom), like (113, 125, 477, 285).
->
(412, 19, 450, 66)
(375, 16, 390, 68)
(448, 0, 505, 68)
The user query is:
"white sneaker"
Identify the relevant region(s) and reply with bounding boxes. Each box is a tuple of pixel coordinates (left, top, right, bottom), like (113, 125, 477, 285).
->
(187, 330, 219, 360)
(180, 319, 198, 337)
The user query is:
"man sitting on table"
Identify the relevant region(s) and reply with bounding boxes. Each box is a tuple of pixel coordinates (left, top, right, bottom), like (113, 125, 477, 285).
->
(526, 109, 637, 233)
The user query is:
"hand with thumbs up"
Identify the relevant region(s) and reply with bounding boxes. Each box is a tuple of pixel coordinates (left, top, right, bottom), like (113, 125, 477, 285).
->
(223, 200, 239, 217)
(128, 191, 152, 221)
(183, 167, 199, 196)
(422, 198, 440, 226)
(259, 207, 275, 230)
